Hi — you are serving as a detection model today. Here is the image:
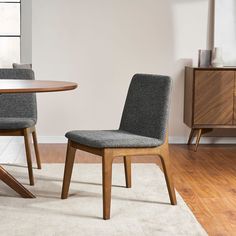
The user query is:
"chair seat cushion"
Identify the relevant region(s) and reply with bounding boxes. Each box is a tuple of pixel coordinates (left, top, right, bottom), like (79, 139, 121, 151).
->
(65, 130, 163, 148)
(0, 118, 36, 130)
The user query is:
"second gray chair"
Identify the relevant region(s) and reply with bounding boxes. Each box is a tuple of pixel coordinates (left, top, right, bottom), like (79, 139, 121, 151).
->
(61, 74, 177, 220)
(0, 69, 41, 186)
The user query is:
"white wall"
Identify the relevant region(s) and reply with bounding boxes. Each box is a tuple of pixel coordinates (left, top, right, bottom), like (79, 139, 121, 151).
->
(31, 0, 235, 143)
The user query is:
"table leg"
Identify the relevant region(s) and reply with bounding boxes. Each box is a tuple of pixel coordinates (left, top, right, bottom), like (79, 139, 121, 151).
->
(0, 165, 35, 198)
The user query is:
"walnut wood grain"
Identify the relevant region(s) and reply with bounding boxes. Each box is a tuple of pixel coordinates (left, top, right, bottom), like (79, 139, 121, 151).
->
(102, 149, 114, 220)
(32, 129, 41, 169)
(186, 66, 236, 71)
(234, 96, 236, 125)
(187, 128, 195, 145)
(193, 124, 236, 128)
(194, 70, 234, 125)
(194, 129, 202, 152)
(61, 141, 77, 199)
(124, 156, 132, 188)
(0, 166, 35, 198)
(184, 67, 236, 151)
(23, 128, 34, 186)
(0, 80, 78, 93)
(184, 67, 194, 127)
(234, 73, 236, 125)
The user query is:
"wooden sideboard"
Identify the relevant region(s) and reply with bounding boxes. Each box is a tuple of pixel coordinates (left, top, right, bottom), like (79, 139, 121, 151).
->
(184, 67, 236, 151)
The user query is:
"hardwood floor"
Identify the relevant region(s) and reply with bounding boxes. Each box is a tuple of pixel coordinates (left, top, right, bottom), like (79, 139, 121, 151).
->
(40, 144, 236, 235)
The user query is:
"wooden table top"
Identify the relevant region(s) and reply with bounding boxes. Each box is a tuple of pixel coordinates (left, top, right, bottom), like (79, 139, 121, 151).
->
(0, 80, 78, 93)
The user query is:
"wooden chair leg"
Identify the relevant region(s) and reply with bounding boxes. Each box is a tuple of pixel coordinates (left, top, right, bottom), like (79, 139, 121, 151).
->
(123, 156, 131, 188)
(102, 149, 113, 220)
(23, 128, 34, 186)
(32, 129, 41, 169)
(159, 154, 177, 205)
(61, 141, 76, 199)
(195, 129, 202, 152)
(187, 128, 195, 145)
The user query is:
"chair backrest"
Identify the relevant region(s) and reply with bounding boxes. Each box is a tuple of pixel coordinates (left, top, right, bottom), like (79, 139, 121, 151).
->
(119, 74, 171, 142)
(0, 69, 37, 120)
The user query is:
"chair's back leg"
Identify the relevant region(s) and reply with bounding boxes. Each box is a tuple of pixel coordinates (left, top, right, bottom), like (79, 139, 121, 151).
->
(32, 128, 41, 169)
(61, 141, 76, 199)
(23, 128, 34, 186)
(102, 149, 114, 220)
(123, 156, 132, 188)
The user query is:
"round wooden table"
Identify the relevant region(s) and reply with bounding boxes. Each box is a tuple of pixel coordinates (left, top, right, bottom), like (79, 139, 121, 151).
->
(0, 80, 78, 198)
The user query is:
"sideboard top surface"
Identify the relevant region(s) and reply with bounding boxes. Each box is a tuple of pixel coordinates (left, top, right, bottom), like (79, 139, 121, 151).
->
(186, 66, 236, 71)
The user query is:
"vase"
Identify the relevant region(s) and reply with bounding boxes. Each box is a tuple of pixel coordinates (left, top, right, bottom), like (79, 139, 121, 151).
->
(211, 47, 224, 67)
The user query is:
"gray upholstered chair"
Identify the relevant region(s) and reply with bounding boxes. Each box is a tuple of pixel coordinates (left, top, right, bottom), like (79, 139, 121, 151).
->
(0, 69, 41, 186)
(61, 74, 177, 219)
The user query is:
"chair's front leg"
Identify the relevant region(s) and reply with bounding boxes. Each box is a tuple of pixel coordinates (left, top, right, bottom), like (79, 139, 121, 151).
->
(61, 141, 76, 199)
(159, 153, 177, 205)
(23, 128, 34, 186)
(123, 156, 131, 188)
(102, 149, 114, 220)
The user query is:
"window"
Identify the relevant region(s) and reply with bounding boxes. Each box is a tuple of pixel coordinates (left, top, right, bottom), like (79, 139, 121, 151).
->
(0, 0, 20, 67)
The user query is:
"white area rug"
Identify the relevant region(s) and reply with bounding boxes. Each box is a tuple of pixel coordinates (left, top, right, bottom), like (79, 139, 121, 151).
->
(0, 138, 27, 164)
(0, 164, 206, 236)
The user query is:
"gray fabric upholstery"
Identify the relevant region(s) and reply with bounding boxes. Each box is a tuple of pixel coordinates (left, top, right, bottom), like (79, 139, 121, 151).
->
(120, 74, 171, 142)
(66, 74, 171, 148)
(66, 130, 163, 148)
(0, 118, 36, 129)
(0, 69, 37, 130)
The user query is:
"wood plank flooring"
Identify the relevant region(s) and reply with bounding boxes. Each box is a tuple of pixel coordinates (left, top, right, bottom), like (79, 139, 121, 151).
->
(39, 144, 236, 235)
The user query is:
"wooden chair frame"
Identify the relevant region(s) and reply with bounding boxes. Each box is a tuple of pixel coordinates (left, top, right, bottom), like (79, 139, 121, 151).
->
(61, 134, 177, 220)
(0, 126, 41, 186)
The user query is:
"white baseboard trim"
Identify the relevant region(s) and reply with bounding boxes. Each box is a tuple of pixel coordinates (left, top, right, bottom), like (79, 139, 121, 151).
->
(0, 136, 236, 144)
(38, 136, 67, 143)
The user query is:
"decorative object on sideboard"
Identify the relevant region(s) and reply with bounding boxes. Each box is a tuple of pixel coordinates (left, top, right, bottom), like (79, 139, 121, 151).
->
(198, 50, 212, 67)
(211, 47, 224, 68)
(13, 63, 32, 69)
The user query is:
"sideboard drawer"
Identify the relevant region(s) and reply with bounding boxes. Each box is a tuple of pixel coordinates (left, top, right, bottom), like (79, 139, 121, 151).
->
(234, 96, 236, 125)
(194, 70, 234, 125)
